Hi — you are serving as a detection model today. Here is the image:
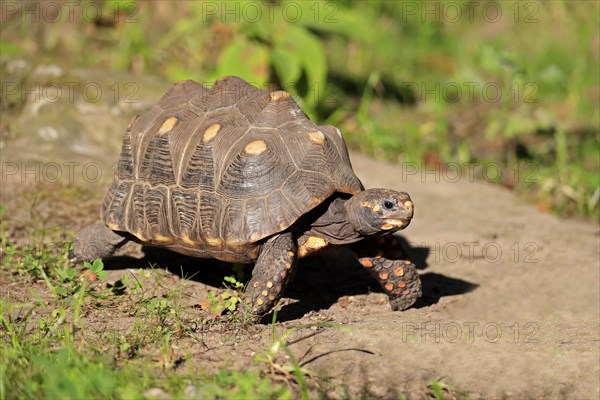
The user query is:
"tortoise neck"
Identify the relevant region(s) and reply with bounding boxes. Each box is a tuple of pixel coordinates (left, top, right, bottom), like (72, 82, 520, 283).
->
(303, 196, 362, 245)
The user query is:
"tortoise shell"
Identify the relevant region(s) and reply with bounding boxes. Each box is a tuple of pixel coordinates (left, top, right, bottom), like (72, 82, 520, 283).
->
(101, 76, 363, 259)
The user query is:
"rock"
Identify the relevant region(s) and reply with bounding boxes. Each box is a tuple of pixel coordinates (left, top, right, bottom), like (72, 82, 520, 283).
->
(183, 384, 197, 398)
(143, 387, 171, 400)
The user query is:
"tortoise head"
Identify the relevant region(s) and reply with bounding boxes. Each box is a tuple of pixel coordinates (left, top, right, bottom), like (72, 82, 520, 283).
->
(345, 189, 413, 236)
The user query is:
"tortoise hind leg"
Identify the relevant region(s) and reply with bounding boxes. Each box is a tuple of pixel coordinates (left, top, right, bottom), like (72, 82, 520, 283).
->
(242, 232, 297, 318)
(70, 224, 131, 263)
(352, 235, 422, 311)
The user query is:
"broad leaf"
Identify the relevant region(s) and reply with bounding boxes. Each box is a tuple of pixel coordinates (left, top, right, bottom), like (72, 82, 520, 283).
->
(217, 40, 270, 85)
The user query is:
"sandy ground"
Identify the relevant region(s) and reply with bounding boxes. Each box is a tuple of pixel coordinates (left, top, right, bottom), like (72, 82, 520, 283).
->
(289, 153, 600, 399)
(3, 150, 598, 398)
(1, 71, 598, 398)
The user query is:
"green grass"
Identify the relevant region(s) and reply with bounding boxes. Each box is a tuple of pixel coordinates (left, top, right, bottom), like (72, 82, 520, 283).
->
(0, 245, 293, 399)
(0, 198, 296, 399)
(1, 329, 290, 399)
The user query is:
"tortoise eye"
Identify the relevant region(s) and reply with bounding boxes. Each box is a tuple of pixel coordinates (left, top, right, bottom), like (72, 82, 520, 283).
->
(383, 200, 394, 210)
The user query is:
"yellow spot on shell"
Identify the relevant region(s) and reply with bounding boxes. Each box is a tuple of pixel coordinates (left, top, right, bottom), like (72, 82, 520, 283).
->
(257, 298, 264, 305)
(132, 231, 148, 242)
(180, 235, 196, 246)
(308, 130, 325, 145)
(203, 123, 221, 142)
(261, 290, 268, 296)
(270, 90, 290, 100)
(157, 116, 178, 135)
(266, 281, 273, 288)
(206, 237, 223, 247)
(244, 140, 267, 155)
(153, 234, 174, 244)
(298, 236, 328, 258)
(372, 204, 380, 212)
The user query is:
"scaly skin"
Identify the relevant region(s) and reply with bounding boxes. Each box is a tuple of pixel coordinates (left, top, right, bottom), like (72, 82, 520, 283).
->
(70, 224, 130, 262)
(241, 232, 297, 316)
(353, 235, 422, 311)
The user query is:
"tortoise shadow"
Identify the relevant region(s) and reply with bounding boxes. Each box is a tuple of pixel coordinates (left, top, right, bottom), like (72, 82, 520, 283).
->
(102, 246, 236, 289)
(101, 237, 477, 322)
(276, 241, 478, 322)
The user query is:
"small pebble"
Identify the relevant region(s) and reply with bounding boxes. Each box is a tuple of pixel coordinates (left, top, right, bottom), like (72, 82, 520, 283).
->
(183, 384, 197, 398)
(143, 388, 170, 400)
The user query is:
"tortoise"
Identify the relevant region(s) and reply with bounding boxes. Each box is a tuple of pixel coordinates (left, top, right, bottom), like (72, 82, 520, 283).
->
(72, 76, 421, 317)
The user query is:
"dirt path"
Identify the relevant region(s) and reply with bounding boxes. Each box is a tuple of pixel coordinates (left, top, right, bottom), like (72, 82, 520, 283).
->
(281, 152, 599, 399)
(14, 150, 591, 399)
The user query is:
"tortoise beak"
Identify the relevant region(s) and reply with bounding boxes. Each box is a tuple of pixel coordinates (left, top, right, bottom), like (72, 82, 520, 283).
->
(381, 199, 413, 229)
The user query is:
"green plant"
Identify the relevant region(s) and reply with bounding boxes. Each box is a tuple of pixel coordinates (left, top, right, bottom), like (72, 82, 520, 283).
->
(0, 286, 292, 400)
(199, 369, 292, 399)
(253, 315, 311, 399)
(427, 379, 472, 400)
(0, 204, 8, 243)
(207, 6, 327, 117)
(207, 275, 245, 315)
(253, 313, 351, 399)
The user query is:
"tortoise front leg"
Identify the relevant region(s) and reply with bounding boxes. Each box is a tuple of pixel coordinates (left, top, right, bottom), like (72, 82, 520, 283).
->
(352, 235, 422, 311)
(242, 232, 297, 317)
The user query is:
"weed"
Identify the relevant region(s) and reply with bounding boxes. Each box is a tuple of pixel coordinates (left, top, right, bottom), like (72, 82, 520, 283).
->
(253, 318, 311, 398)
(207, 274, 245, 315)
(0, 257, 293, 399)
(252, 312, 354, 399)
(1, 296, 293, 399)
(0, 204, 8, 244)
(426, 379, 473, 400)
